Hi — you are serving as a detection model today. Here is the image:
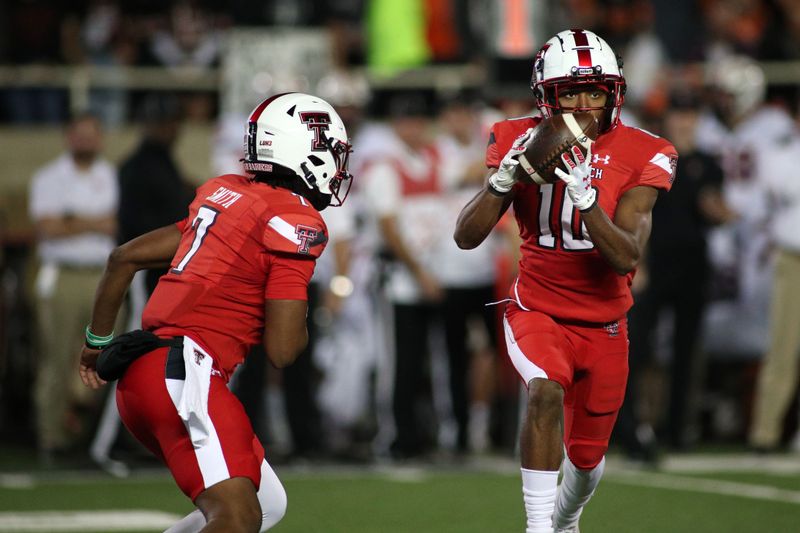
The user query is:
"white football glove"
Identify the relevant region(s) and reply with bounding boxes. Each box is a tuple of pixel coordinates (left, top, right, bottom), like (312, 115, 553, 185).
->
(488, 127, 535, 194)
(555, 144, 597, 212)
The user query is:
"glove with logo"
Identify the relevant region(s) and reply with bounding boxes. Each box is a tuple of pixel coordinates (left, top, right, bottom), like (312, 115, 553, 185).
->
(555, 144, 597, 212)
(488, 128, 535, 195)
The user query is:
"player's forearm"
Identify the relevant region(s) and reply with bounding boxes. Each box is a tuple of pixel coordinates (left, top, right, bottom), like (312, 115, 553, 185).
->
(37, 215, 116, 238)
(379, 216, 426, 278)
(89, 249, 137, 336)
(454, 184, 511, 249)
(582, 206, 642, 275)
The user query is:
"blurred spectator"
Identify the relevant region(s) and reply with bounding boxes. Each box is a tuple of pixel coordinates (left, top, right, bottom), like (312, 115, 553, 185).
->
(696, 56, 793, 359)
(434, 91, 502, 453)
(323, 1, 367, 67)
(28, 113, 118, 463)
(117, 93, 193, 294)
(146, 2, 224, 122)
(361, 92, 445, 459)
(748, 130, 800, 453)
(598, 0, 667, 116)
(650, 0, 705, 62)
(702, 0, 770, 59)
(2, 1, 74, 123)
(619, 91, 735, 457)
(149, 2, 222, 69)
(312, 70, 381, 460)
(81, 1, 139, 126)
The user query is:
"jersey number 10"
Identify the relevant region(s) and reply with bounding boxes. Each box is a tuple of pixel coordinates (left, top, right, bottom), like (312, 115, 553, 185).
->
(536, 184, 594, 251)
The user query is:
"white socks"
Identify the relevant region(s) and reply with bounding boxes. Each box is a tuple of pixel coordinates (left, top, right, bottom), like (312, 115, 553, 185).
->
(521, 468, 559, 533)
(554, 455, 605, 530)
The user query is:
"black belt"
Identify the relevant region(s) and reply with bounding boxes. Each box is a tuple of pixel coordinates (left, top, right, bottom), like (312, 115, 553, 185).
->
(96, 330, 182, 381)
(165, 341, 186, 380)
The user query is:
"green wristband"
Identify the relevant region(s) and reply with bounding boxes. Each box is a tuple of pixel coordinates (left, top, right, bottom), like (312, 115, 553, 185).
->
(85, 325, 114, 348)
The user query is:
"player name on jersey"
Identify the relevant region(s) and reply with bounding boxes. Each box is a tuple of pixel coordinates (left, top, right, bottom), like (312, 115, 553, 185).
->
(206, 186, 243, 209)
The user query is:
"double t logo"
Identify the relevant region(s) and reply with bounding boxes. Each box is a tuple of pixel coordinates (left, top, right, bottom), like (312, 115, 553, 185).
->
(299, 111, 332, 151)
(295, 224, 318, 254)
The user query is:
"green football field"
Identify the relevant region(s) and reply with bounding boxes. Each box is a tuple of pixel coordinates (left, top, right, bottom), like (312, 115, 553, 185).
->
(1, 454, 800, 533)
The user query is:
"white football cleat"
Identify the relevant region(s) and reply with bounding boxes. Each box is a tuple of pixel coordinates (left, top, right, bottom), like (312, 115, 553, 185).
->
(555, 526, 579, 533)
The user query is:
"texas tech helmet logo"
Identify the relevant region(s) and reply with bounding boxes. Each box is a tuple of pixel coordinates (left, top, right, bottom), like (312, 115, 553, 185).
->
(299, 111, 332, 151)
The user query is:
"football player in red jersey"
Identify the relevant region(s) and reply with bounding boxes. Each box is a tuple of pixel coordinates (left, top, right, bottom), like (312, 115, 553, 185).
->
(78, 92, 353, 533)
(454, 30, 677, 533)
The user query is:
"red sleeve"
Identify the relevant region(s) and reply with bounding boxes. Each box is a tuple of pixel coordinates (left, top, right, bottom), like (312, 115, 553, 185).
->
(175, 217, 190, 233)
(263, 253, 315, 300)
(263, 211, 328, 258)
(486, 125, 501, 169)
(639, 143, 678, 192)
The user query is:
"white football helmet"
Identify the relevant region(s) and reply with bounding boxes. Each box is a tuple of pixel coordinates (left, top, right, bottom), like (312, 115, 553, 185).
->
(706, 55, 765, 122)
(243, 92, 353, 206)
(531, 29, 626, 132)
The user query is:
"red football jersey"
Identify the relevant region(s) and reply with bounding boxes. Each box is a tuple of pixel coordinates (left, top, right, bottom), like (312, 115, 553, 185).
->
(487, 117, 677, 323)
(142, 174, 327, 379)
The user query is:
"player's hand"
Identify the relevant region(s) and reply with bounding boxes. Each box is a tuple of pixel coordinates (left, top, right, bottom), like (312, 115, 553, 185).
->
(489, 127, 534, 194)
(555, 144, 597, 212)
(79, 345, 107, 389)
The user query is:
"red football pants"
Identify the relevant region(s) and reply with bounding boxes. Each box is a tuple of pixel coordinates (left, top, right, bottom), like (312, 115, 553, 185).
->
(117, 345, 264, 500)
(504, 303, 629, 469)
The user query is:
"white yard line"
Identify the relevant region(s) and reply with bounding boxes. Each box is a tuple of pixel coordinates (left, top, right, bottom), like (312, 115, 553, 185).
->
(605, 470, 800, 505)
(0, 510, 182, 532)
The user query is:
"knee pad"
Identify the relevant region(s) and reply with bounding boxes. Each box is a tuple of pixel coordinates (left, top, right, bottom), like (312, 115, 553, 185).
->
(257, 460, 287, 532)
(566, 443, 606, 470)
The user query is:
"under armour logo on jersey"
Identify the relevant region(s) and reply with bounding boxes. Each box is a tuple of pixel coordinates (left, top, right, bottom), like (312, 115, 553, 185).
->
(193, 349, 205, 365)
(592, 154, 611, 165)
(295, 224, 319, 254)
(299, 111, 332, 151)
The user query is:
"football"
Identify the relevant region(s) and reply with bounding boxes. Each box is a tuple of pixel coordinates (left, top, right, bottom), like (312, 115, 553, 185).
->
(515, 113, 599, 185)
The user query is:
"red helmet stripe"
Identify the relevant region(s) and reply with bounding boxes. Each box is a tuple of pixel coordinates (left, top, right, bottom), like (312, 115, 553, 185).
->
(248, 93, 291, 122)
(571, 29, 592, 67)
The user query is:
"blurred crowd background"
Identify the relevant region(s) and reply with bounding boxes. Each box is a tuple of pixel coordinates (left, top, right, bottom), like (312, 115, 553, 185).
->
(3, 0, 800, 475)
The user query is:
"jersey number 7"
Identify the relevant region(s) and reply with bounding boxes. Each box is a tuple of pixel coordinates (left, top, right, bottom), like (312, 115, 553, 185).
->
(171, 205, 219, 274)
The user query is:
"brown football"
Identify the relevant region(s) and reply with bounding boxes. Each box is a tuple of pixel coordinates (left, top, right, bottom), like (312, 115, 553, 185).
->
(514, 113, 599, 185)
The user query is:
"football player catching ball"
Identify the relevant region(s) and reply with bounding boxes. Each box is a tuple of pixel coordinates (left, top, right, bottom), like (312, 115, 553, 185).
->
(454, 29, 678, 533)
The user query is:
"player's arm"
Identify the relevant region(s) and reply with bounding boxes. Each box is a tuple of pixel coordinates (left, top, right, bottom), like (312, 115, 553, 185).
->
(379, 214, 442, 301)
(263, 298, 308, 368)
(36, 213, 117, 238)
(260, 238, 322, 368)
(582, 185, 657, 275)
(453, 175, 515, 249)
(80, 224, 182, 388)
(454, 127, 533, 249)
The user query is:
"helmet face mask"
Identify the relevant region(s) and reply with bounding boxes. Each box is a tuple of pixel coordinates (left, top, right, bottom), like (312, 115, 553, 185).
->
(531, 30, 627, 132)
(243, 92, 353, 208)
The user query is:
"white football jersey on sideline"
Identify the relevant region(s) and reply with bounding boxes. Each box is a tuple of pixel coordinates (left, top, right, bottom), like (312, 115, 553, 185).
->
(697, 105, 799, 357)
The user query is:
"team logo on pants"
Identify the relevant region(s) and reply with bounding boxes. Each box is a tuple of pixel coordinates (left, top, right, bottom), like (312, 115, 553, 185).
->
(604, 321, 619, 337)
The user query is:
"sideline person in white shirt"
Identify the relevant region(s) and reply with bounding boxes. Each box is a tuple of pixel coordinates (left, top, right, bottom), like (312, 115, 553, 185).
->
(749, 133, 800, 452)
(29, 112, 118, 464)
